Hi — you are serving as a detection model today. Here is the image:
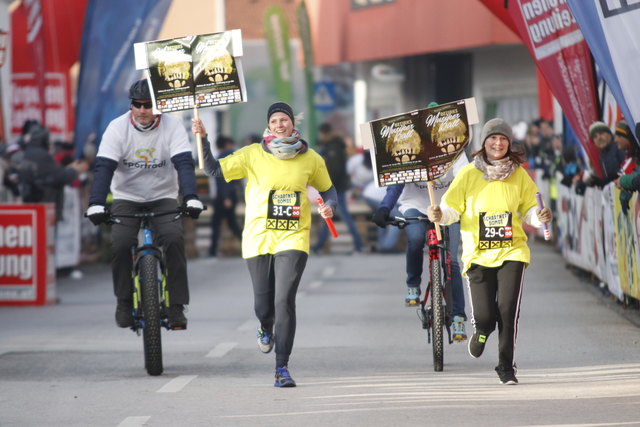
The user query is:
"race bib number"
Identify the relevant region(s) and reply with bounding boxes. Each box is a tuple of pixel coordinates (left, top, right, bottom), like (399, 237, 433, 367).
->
(478, 212, 513, 250)
(266, 190, 301, 231)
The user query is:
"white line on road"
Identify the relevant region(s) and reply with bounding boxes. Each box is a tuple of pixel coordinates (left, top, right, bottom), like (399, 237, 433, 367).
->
(238, 318, 256, 331)
(322, 266, 336, 278)
(117, 416, 150, 427)
(157, 375, 197, 393)
(206, 342, 237, 358)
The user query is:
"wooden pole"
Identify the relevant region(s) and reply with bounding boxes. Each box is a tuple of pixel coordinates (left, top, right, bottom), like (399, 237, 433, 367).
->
(427, 181, 442, 241)
(194, 106, 204, 170)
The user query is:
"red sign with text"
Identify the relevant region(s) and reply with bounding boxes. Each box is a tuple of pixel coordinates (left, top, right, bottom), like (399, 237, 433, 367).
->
(479, 0, 602, 176)
(0, 204, 56, 305)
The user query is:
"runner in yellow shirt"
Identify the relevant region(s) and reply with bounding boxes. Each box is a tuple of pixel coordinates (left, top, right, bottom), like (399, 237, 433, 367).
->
(193, 102, 336, 387)
(427, 118, 552, 385)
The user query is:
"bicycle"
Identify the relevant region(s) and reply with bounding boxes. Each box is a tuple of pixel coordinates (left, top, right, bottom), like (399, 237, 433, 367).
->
(387, 215, 454, 372)
(103, 207, 195, 376)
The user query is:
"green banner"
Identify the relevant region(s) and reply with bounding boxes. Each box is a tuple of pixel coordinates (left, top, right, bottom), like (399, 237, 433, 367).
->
(263, 5, 292, 105)
(297, 0, 317, 144)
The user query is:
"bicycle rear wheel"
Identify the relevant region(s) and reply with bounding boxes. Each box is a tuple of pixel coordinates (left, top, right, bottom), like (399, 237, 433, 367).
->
(139, 254, 163, 376)
(430, 257, 444, 372)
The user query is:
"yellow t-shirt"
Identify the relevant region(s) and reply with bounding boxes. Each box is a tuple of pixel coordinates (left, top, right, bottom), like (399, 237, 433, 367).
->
(220, 143, 332, 258)
(442, 163, 539, 275)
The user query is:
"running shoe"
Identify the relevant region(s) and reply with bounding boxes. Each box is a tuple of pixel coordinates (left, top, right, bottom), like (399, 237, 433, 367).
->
(274, 366, 296, 387)
(452, 315, 467, 342)
(257, 328, 274, 353)
(468, 331, 487, 358)
(405, 287, 420, 306)
(495, 366, 518, 385)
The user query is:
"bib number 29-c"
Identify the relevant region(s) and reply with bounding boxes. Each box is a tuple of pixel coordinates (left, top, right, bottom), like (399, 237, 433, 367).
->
(478, 211, 513, 250)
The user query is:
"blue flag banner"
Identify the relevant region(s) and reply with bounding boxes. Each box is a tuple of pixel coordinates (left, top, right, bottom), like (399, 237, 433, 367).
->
(567, 1, 640, 139)
(73, 0, 172, 154)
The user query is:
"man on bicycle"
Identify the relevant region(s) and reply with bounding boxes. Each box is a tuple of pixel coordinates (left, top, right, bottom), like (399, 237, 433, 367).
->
(372, 153, 469, 341)
(85, 79, 203, 330)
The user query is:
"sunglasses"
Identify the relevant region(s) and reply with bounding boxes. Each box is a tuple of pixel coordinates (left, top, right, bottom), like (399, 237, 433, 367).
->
(131, 101, 153, 109)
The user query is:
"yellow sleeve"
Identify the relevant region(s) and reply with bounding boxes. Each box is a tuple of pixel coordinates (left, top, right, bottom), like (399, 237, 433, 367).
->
(308, 150, 333, 192)
(219, 146, 250, 181)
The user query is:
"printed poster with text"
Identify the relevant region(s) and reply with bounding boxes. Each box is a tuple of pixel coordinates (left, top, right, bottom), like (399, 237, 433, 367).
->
(360, 98, 478, 187)
(134, 29, 247, 113)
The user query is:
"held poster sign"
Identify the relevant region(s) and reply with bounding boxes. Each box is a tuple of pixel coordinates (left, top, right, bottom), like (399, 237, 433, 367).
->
(360, 98, 479, 187)
(134, 29, 247, 113)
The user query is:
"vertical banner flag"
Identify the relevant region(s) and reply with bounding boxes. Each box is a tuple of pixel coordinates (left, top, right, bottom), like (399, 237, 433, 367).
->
(73, 0, 172, 154)
(567, 1, 640, 141)
(133, 30, 247, 113)
(12, 0, 88, 143)
(297, 0, 317, 142)
(20, 0, 46, 119)
(264, 5, 293, 105)
(479, 0, 602, 176)
(360, 98, 478, 187)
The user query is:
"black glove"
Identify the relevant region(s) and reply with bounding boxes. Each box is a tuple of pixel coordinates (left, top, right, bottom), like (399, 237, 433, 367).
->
(183, 194, 204, 219)
(371, 207, 390, 228)
(86, 204, 109, 226)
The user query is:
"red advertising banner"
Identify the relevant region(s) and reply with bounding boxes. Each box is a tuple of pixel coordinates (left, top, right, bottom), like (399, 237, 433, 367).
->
(10, 0, 87, 143)
(0, 204, 56, 306)
(478, 0, 602, 176)
(11, 72, 70, 143)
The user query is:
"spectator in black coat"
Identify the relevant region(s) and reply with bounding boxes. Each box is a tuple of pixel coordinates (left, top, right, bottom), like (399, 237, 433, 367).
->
(311, 123, 363, 254)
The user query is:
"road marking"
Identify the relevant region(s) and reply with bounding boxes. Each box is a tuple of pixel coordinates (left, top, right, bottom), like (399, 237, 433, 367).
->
(238, 318, 256, 331)
(297, 291, 307, 299)
(322, 266, 336, 278)
(206, 342, 237, 358)
(308, 280, 323, 289)
(157, 375, 197, 393)
(117, 416, 150, 427)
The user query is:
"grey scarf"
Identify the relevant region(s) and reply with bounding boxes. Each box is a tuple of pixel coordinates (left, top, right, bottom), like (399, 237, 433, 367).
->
(473, 155, 516, 181)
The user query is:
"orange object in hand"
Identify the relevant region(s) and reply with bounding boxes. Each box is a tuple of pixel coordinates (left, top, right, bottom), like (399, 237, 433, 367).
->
(316, 198, 339, 238)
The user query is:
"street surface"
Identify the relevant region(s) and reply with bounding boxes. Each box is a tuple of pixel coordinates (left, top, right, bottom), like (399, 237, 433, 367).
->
(1, 239, 640, 427)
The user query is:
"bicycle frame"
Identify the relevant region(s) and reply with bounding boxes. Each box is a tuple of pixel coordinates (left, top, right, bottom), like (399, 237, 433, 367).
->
(421, 223, 454, 344)
(387, 215, 454, 371)
(132, 221, 170, 331)
(107, 208, 184, 376)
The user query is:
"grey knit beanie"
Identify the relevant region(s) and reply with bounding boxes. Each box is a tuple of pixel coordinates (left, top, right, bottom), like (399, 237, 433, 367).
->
(588, 121, 612, 140)
(481, 118, 512, 144)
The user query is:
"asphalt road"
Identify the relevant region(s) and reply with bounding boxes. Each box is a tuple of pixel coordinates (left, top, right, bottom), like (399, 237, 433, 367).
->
(1, 239, 640, 427)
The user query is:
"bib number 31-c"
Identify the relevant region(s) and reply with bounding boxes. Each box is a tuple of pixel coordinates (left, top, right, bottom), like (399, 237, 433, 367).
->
(267, 190, 301, 230)
(478, 211, 513, 250)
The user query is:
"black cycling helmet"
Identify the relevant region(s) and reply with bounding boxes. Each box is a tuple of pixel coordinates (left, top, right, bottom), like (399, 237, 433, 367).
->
(128, 79, 151, 100)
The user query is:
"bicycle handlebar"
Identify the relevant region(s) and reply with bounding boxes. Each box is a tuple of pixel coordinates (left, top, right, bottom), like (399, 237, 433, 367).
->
(105, 209, 188, 225)
(385, 215, 430, 229)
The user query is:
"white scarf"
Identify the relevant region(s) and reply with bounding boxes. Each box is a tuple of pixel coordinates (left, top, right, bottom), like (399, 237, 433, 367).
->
(473, 155, 516, 181)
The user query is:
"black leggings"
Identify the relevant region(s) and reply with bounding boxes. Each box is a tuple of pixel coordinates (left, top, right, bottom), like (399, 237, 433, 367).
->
(246, 250, 308, 368)
(466, 261, 525, 371)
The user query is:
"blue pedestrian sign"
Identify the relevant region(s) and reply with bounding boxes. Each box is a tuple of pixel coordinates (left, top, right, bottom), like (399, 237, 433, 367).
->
(313, 82, 336, 111)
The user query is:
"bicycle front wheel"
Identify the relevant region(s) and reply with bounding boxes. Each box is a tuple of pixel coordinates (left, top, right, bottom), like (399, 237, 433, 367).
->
(430, 257, 444, 372)
(139, 254, 163, 376)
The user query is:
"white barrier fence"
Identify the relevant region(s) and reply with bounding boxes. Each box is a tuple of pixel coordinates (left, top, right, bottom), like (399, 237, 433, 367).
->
(536, 173, 640, 302)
